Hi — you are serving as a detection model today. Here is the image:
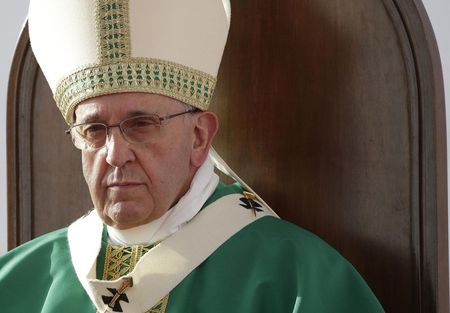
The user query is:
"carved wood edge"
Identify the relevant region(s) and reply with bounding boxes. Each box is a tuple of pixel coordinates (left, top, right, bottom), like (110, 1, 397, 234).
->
(380, 1, 422, 311)
(389, 1, 449, 312)
(7, 22, 37, 250)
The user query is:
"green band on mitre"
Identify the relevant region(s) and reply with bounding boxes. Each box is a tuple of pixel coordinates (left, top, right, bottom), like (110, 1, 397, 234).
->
(55, 58, 216, 124)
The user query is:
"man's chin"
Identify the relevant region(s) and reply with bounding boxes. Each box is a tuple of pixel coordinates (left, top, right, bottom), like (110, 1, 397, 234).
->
(102, 202, 153, 229)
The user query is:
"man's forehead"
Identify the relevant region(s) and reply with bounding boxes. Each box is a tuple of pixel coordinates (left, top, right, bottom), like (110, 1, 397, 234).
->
(74, 92, 185, 122)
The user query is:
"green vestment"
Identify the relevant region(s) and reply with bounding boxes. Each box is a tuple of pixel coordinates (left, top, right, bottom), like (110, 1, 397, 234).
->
(0, 183, 384, 312)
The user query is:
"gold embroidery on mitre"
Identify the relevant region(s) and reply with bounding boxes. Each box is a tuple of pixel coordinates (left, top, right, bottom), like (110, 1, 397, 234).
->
(102, 244, 169, 313)
(55, 60, 215, 124)
(54, 0, 215, 124)
(97, 0, 131, 62)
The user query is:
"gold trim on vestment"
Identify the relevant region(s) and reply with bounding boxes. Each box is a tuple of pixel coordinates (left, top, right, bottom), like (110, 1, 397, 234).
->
(102, 244, 150, 280)
(102, 244, 169, 313)
(145, 297, 169, 313)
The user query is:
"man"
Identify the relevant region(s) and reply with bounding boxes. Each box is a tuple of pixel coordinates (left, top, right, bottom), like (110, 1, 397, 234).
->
(0, 0, 385, 312)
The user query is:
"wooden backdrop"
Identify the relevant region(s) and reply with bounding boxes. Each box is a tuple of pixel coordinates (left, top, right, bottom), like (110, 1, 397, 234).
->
(7, 0, 448, 312)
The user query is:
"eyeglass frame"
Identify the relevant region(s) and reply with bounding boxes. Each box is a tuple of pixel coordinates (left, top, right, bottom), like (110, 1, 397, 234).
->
(65, 107, 200, 151)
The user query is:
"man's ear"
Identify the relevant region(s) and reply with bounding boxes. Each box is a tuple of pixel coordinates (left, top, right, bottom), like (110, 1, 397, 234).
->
(190, 111, 219, 167)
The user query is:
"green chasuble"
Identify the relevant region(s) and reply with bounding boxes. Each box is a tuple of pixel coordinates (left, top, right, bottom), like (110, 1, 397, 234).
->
(0, 183, 385, 313)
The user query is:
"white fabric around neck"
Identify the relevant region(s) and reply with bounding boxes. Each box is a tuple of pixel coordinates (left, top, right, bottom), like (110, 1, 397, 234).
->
(68, 190, 275, 312)
(107, 157, 219, 246)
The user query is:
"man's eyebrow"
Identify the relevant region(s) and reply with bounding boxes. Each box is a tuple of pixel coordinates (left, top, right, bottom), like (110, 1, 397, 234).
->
(76, 113, 101, 124)
(127, 110, 154, 117)
(76, 110, 157, 124)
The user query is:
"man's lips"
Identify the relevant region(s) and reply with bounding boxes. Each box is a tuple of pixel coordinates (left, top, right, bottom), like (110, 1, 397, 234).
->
(107, 182, 143, 189)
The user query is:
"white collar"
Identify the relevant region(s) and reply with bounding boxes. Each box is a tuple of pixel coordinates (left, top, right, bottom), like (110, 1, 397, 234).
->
(68, 191, 274, 312)
(107, 157, 219, 246)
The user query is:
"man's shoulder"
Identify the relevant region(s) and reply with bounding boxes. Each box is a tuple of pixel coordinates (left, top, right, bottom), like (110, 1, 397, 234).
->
(206, 182, 341, 260)
(0, 227, 69, 265)
(184, 214, 384, 312)
(243, 215, 323, 240)
(203, 181, 244, 207)
(0, 227, 95, 312)
(0, 227, 73, 289)
(206, 214, 384, 312)
(232, 215, 343, 261)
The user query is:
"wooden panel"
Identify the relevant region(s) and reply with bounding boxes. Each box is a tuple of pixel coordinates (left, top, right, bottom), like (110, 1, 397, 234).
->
(7, 29, 92, 241)
(208, 0, 447, 312)
(31, 70, 92, 236)
(7, 0, 448, 312)
(210, 1, 417, 311)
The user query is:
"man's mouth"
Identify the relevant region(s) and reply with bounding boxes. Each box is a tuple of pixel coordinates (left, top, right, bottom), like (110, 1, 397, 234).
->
(107, 182, 142, 189)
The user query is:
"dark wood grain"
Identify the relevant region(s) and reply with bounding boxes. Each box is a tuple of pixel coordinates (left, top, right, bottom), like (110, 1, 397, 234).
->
(392, 1, 449, 312)
(209, 0, 448, 312)
(213, 0, 413, 310)
(7, 25, 35, 248)
(6, 1, 447, 312)
(7, 27, 93, 244)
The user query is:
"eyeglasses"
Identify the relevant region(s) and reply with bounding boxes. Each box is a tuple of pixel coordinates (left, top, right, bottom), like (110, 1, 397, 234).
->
(65, 108, 199, 151)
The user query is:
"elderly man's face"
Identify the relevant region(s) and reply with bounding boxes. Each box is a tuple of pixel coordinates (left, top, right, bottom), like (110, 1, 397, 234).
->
(75, 93, 203, 229)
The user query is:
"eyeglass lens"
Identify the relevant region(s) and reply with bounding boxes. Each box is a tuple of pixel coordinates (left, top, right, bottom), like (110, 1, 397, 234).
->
(68, 109, 198, 151)
(71, 115, 162, 150)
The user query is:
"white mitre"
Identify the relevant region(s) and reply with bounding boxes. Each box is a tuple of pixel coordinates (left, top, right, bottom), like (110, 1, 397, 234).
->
(28, 0, 231, 124)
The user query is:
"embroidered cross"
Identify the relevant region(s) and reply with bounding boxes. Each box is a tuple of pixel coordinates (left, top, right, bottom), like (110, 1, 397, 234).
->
(239, 191, 263, 216)
(102, 277, 133, 312)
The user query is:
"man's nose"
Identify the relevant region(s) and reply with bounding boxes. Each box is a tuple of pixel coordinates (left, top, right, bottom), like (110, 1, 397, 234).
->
(104, 127, 136, 167)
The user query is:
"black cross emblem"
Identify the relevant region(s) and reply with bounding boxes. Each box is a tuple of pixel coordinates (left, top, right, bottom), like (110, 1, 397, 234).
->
(239, 191, 263, 215)
(102, 288, 129, 312)
(102, 277, 133, 312)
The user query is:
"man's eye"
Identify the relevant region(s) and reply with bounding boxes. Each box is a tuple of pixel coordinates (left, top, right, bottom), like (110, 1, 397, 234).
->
(80, 124, 105, 138)
(126, 117, 158, 129)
